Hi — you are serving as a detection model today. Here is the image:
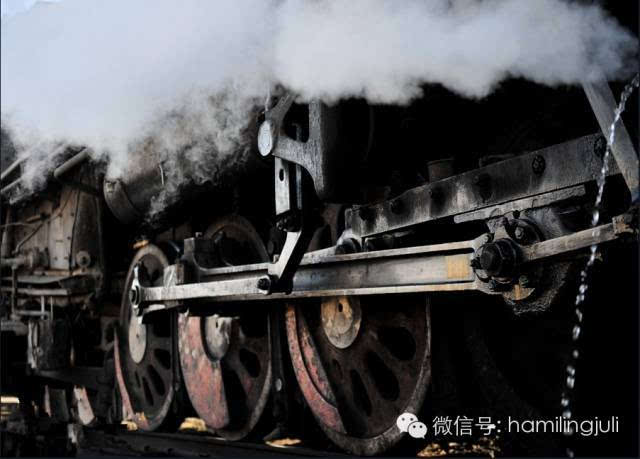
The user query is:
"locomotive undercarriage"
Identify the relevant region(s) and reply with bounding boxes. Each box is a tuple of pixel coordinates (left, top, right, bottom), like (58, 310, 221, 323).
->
(1, 75, 638, 456)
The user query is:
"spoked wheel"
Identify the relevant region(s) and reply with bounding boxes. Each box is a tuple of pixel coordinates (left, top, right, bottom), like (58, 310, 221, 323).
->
(178, 215, 272, 440)
(286, 294, 431, 455)
(114, 244, 177, 431)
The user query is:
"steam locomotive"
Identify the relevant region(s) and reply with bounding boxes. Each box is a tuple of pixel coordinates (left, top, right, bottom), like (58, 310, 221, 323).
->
(1, 10, 638, 456)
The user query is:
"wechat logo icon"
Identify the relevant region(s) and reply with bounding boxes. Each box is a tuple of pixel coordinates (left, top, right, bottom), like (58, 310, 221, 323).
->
(396, 412, 428, 439)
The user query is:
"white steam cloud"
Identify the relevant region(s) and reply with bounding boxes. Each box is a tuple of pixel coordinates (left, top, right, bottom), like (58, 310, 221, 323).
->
(1, 0, 637, 204)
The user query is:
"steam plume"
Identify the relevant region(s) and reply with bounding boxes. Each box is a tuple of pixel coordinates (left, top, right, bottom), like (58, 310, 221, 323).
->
(1, 0, 637, 204)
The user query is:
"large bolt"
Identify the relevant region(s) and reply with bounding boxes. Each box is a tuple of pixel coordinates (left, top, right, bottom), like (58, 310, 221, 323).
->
(258, 120, 277, 157)
(257, 276, 271, 292)
(514, 226, 525, 241)
(532, 155, 546, 175)
(477, 238, 520, 278)
(519, 275, 534, 288)
(593, 136, 606, 159)
(480, 245, 502, 273)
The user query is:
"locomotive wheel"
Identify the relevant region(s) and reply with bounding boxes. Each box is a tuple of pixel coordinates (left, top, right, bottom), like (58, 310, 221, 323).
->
(114, 244, 177, 431)
(178, 215, 272, 440)
(286, 294, 431, 455)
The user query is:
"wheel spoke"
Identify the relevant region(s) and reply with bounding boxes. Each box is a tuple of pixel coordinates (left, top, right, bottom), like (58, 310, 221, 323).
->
(286, 295, 431, 455)
(361, 329, 413, 377)
(224, 351, 254, 396)
(149, 336, 171, 351)
(240, 334, 266, 355)
(115, 244, 176, 432)
(177, 216, 272, 440)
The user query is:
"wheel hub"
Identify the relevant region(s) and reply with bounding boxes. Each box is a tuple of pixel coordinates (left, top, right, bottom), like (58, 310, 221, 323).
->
(178, 215, 273, 440)
(321, 296, 362, 349)
(203, 314, 234, 361)
(286, 294, 431, 455)
(114, 244, 177, 431)
(128, 314, 147, 364)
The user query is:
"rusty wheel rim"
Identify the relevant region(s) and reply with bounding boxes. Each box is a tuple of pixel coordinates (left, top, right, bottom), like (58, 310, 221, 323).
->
(178, 215, 272, 440)
(115, 244, 175, 431)
(286, 294, 431, 455)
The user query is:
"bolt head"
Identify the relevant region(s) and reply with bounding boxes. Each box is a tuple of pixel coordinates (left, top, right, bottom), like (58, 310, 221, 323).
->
(257, 277, 271, 291)
(593, 136, 606, 159)
(532, 155, 546, 175)
(514, 226, 525, 240)
(519, 275, 533, 288)
(258, 120, 276, 156)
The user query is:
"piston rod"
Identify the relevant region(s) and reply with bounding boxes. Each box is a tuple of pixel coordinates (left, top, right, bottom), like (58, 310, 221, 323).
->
(130, 214, 634, 313)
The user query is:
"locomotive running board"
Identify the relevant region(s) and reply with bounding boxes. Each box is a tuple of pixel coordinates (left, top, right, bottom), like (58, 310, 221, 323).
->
(130, 213, 635, 314)
(347, 134, 620, 237)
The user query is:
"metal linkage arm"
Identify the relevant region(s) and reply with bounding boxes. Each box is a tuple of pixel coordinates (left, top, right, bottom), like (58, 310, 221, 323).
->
(131, 239, 481, 307)
(583, 79, 639, 202)
(264, 158, 316, 293)
(129, 212, 635, 313)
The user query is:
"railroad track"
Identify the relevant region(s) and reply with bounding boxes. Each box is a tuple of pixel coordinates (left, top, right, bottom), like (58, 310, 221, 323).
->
(77, 427, 341, 457)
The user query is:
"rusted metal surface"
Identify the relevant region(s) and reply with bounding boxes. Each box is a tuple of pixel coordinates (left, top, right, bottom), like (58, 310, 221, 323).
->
(133, 207, 635, 312)
(520, 222, 620, 263)
(133, 239, 480, 307)
(114, 244, 175, 431)
(286, 296, 432, 455)
(178, 216, 273, 441)
(285, 306, 345, 434)
(320, 296, 362, 349)
(454, 185, 586, 224)
(178, 314, 229, 430)
(349, 134, 617, 237)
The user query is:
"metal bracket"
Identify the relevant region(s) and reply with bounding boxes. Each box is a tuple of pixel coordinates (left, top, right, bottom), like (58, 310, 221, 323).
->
(258, 93, 339, 200)
(266, 157, 315, 293)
